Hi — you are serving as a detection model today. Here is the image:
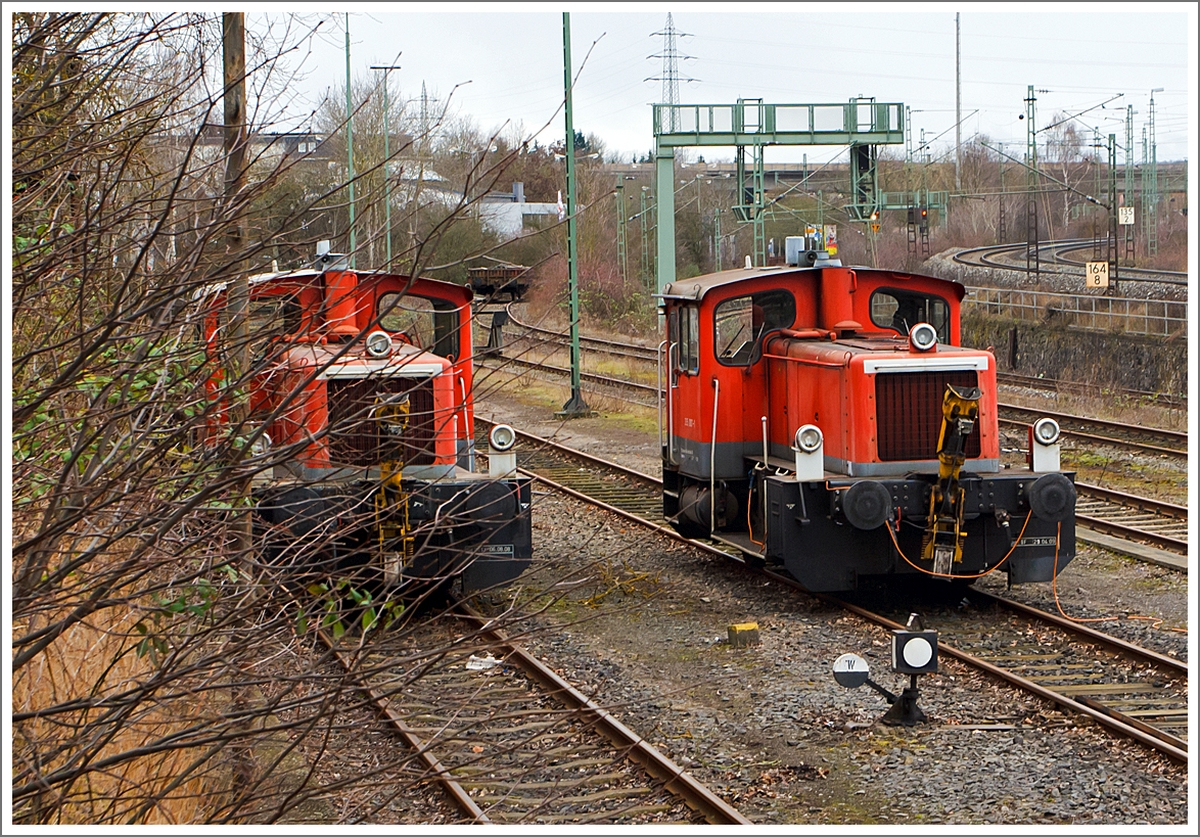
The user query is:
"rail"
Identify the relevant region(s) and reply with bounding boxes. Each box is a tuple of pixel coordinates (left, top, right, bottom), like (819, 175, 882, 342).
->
(963, 284, 1187, 338)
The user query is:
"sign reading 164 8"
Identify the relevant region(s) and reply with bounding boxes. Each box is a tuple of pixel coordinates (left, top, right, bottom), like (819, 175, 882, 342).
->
(1086, 260, 1109, 289)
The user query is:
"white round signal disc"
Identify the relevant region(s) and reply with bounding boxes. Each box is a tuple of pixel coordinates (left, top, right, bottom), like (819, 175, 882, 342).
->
(902, 637, 934, 669)
(832, 653, 870, 688)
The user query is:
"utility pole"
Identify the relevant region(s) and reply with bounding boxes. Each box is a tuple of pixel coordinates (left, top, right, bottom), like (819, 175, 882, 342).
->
(345, 13, 356, 267)
(557, 12, 589, 419)
(1024, 85, 1039, 280)
(1106, 133, 1119, 292)
(1124, 104, 1135, 264)
(1092, 128, 1104, 260)
(640, 187, 651, 288)
(223, 11, 248, 361)
(371, 62, 403, 268)
(222, 11, 250, 554)
(1145, 88, 1162, 256)
(955, 13, 961, 193)
(648, 13, 694, 132)
(997, 142, 1007, 244)
(713, 207, 722, 272)
(616, 178, 628, 284)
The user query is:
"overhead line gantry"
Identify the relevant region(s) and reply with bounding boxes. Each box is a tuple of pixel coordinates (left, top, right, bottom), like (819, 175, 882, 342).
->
(651, 98, 904, 293)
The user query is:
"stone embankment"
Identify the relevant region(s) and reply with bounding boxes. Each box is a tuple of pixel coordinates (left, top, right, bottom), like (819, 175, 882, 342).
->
(926, 250, 1187, 397)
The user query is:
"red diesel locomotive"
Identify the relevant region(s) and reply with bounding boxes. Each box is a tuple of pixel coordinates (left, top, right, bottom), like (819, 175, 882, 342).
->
(660, 246, 1076, 592)
(200, 250, 532, 593)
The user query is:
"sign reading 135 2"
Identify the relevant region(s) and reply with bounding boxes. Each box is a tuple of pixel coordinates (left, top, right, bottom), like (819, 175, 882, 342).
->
(1086, 260, 1109, 289)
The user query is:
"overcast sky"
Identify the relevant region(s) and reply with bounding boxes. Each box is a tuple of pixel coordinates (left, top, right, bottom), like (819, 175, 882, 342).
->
(259, 2, 1194, 168)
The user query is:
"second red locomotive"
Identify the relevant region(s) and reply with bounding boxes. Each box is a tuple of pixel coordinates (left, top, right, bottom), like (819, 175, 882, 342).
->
(199, 249, 532, 593)
(660, 245, 1076, 592)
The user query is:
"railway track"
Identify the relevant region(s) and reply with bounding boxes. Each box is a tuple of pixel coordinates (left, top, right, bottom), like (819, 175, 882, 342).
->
(997, 403, 1186, 460)
(477, 352, 660, 406)
(313, 601, 749, 824)
(995, 372, 1185, 410)
(477, 345, 1188, 558)
(952, 240, 1188, 285)
(1072, 483, 1187, 555)
(494, 310, 1187, 460)
(483, 421, 1187, 765)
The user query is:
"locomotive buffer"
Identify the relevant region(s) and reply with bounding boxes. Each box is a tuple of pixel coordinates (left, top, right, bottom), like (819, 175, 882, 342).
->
(922, 384, 983, 577)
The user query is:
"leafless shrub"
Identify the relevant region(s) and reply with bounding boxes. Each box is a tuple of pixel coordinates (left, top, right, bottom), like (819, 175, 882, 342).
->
(9, 12, 582, 825)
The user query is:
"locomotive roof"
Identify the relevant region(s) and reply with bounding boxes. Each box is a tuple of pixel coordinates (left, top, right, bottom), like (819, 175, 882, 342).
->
(192, 267, 472, 303)
(660, 265, 807, 302)
(660, 264, 964, 303)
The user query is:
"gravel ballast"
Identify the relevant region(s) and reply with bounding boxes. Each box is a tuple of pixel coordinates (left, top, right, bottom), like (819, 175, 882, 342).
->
(472, 387, 1190, 826)
(502, 489, 1188, 826)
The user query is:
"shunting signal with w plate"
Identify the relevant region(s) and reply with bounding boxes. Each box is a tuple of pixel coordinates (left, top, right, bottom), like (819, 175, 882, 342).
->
(831, 613, 938, 726)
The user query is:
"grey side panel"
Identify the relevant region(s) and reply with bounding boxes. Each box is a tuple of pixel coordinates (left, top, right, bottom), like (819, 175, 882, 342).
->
(674, 438, 754, 481)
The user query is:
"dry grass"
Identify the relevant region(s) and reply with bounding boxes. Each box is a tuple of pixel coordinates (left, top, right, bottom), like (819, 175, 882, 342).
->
(11, 599, 227, 824)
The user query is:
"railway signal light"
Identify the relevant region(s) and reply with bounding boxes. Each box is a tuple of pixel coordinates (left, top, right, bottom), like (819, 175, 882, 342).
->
(792, 424, 824, 481)
(891, 613, 938, 675)
(920, 206, 928, 219)
(365, 330, 393, 358)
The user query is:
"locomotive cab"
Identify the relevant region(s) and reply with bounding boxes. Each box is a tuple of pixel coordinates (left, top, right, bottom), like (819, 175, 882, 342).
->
(660, 263, 1076, 593)
(200, 252, 532, 594)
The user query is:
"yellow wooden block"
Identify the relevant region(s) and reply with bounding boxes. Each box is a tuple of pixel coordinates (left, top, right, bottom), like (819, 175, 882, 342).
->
(728, 622, 760, 647)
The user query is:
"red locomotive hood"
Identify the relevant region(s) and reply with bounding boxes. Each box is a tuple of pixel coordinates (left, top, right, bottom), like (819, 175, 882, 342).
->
(765, 332, 992, 369)
(279, 339, 452, 380)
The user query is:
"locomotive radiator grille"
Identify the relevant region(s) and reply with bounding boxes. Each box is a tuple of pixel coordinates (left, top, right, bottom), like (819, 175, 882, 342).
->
(875, 370, 982, 461)
(326, 377, 437, 467)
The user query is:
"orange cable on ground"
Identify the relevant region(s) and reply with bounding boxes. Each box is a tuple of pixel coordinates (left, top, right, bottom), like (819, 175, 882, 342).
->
(1050, 522, 1186, 633)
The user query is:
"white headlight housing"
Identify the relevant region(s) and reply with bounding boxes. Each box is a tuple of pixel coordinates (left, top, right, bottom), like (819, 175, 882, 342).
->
(908, 322, 938, 352)
(1033, 417, 1061, 446)
(794, 424, 823, 453)
(250, 432, 271, 458)
(365, 330, 393, 358)
(489, 424, 517, 452)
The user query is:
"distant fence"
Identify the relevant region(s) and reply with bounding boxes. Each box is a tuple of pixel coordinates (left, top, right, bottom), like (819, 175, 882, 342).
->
(962, 286, 1188, 338)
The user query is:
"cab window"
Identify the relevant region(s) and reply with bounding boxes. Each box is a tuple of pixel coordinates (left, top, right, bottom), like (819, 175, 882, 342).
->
(378, 293, 460, 361)
(870, 288, 950, 343)
(669, 304, 699, 375)
(713, 289, 795, 366)
(248, 293, 301, 360)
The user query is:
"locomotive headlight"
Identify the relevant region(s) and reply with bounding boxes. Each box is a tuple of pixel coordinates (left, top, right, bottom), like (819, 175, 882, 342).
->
(489, 424, 517, 452)
(794, 424, 823, 453)
(249, 432, 271, 459)
(908, 322, 938, 352)
(1033, 417, 1060, 446)
(365, 330, 393, 358)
